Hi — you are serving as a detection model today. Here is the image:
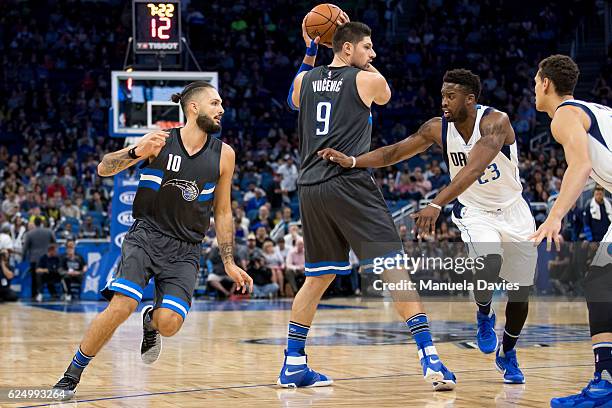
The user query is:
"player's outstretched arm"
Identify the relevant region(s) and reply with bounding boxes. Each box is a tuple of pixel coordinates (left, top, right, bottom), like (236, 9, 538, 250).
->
(97, 131, 169, 177)
(411, 112, 512, 237)
(318, 117, 440, 168)
(213, 143, 253, 293)
(529, 106, 592, 249)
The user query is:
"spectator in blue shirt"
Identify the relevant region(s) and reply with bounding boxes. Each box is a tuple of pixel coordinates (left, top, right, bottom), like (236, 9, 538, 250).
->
(584, 186, 612, 242)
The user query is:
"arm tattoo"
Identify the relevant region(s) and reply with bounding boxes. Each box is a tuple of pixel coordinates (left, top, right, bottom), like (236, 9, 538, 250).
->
(479, 120, 507, 150)
(218, 240, 235, 265)
(418, 118, 435, 135)
(99, 150, 136, 176)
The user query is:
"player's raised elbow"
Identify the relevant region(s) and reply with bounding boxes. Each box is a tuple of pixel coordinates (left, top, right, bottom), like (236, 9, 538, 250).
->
(97, 161, 116, 177)
(374, 79, 391, 105)
(97, 163, 109, 177)
(378, 85, 392, 105)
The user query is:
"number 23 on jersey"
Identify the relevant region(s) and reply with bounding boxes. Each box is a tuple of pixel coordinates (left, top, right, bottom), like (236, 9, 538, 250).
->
(478, 163, 501, 184)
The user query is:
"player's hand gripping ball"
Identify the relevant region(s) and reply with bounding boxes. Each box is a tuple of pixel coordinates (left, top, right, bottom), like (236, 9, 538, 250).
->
(303, 4, 350, 48)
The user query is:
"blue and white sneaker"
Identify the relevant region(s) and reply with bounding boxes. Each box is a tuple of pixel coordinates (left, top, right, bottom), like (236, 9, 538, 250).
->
(550, 370, 612, 407)
(476, 310, 498, 354)
(419, 346, 457, 391)
(495, 348, 525, 384)
(277, 350, 333, 388)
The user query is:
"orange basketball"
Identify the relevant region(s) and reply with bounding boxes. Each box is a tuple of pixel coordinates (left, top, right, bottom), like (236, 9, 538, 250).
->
(304, 3, 344, 47)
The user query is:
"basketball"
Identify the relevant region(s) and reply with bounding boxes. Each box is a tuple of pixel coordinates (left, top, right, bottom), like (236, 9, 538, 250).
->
(305, 3, 344, 47)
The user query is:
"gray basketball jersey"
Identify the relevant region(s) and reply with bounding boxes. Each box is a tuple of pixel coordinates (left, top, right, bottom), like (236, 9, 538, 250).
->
(133, 128, 222, 243)
(297, 65, 372, 185)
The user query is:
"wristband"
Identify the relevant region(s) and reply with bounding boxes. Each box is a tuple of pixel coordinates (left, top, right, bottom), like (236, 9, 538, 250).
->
(427, 202, 442, 210)
(128, 146, 141, 159)
(350, 156, 356, 168)
(306, 39, 318, 56)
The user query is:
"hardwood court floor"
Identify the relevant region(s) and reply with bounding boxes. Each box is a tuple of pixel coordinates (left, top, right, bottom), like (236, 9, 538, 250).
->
(0, 297, 594, 407)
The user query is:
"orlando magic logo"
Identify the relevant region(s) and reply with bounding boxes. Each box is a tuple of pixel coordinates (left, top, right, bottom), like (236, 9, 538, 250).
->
(163, 179, 200, 201)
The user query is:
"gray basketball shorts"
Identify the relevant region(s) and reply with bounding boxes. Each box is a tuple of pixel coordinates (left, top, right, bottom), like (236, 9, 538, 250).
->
(101, 220, 200, 320)
(298, 171, 403, 277)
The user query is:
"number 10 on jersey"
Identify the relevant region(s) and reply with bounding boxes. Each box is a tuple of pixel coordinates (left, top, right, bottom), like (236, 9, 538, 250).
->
(166, 153, 182, 172)
(316, 102, 332, 136)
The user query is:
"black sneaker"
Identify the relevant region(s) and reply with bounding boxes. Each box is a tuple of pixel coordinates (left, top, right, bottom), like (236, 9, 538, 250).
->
(52, 374, 78, 400)
(140, 305, 162, 364)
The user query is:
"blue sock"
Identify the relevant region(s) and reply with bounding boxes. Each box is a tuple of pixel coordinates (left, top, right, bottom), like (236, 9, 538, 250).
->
(406, 313, 434, 350)
(287, 321, 309, 355)
(66, 346, 94, 379)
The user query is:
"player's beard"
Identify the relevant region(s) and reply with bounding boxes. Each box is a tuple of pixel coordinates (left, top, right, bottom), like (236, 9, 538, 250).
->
(196, 113, 221, 133)
(449, 106, 468, 123)
(356, 58, 372, 71)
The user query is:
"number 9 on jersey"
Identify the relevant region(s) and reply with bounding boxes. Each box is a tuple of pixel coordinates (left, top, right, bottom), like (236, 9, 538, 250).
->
(316, 102, 332, 136)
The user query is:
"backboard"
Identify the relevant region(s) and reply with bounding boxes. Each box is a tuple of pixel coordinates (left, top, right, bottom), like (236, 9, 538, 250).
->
(110, 70, 218, 137)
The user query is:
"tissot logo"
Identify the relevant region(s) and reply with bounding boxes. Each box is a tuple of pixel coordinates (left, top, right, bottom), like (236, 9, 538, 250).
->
(137, 42, 179, 50)
(119, 191, 136, 205)
(117, 211, 134, 226)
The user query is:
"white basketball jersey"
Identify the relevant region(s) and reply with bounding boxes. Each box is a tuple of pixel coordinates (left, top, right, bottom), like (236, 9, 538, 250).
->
(443, 105, 523, 211)
(557, 99, 612, 193)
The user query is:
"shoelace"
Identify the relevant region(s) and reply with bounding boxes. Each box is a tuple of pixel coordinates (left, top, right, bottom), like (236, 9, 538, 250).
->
(579, 380, 597, 397)
(478, 316, 493, 336)
(143, 327, 158, 348)
(505, 354, 520, 371)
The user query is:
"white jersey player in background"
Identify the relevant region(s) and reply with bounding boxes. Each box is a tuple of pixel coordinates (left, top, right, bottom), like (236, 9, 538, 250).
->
(319, 68, 537, 384)
(530, 54, 612, 408)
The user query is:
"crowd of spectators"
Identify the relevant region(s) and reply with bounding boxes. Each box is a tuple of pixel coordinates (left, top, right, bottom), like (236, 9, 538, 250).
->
(0, 0, 609, 300)
(590, 42, 612, 106)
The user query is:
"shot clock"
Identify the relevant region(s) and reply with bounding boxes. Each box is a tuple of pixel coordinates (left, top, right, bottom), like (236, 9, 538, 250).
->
(133, 0, 182, 54)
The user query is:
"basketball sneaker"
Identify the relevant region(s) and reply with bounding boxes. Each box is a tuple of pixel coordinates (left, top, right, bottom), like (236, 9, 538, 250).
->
(140, 305, 162, 364)
(52, 374, 79, 400)
(476, 310, 498, 354)
(277, 350, 333, 388)
(495, 348, 525, 384)
(550, 370, 612, 407)
(419, 346, 457, 391)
